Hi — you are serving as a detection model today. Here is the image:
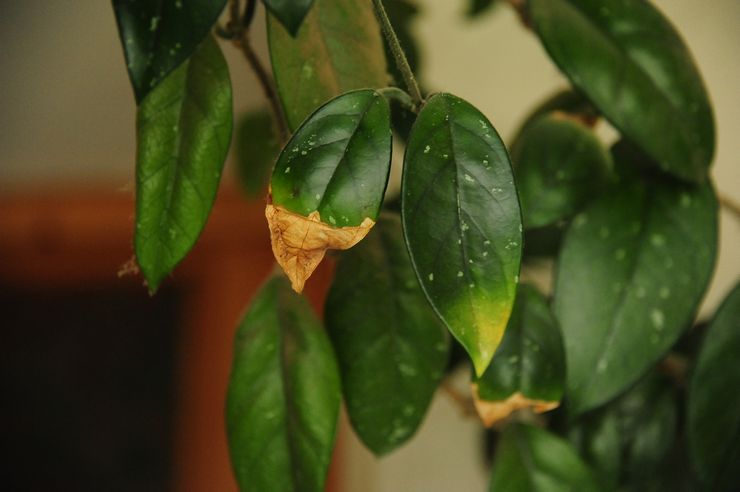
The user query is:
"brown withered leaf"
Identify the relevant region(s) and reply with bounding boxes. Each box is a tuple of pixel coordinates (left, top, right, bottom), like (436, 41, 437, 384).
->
(266, 203, 375, 292)
(471, 383, 559, 427)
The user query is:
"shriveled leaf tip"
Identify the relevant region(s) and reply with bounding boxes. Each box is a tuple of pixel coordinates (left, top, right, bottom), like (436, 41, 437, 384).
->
(266, 203, 374, 292)
(471, 384, 559, 427)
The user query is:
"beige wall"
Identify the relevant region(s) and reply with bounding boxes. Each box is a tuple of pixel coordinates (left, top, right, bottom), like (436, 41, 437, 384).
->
(1, 1, 737, 490)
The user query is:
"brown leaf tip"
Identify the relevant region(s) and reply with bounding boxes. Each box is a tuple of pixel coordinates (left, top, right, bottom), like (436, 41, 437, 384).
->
(471, 384, 560, 427)
(265, 204, 374, 292)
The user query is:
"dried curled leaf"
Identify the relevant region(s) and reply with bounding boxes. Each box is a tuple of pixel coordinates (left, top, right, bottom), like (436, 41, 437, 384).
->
(266, 203, 374, 292)
(472, 384, 559, 427)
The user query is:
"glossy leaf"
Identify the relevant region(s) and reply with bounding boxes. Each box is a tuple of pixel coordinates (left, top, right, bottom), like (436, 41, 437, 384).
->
(402, 93, 522, 376)
(529, 0, 714, 182)
(235, 108, 280, 197)
(325, 214, 449, 455)
(263, 0, 315, 36)
(135, 36, 232, 292)
(490, 423, 602, 492)
(553, 153, 717, 415)
(475, 284, 564, 426)
(567, 372, 678, 487)
(267, 0, 389, 130)
(688, 282, 740, 491)
(226, 274, 341, 492)
(511, 113, 612, 228)
(511, 89, 593, 148)
(271, 89, 392, 227)
(113, 0, 226, 103)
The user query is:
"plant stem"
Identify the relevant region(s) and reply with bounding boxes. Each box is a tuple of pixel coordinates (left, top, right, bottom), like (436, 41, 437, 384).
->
(378, 86, 417, 112)
(227, 0, 290, 144)
(719, 193, 740, 221)
(505, 0, 532, 30)
(440, 380, 477, 418)
(371, 0, 423, 107)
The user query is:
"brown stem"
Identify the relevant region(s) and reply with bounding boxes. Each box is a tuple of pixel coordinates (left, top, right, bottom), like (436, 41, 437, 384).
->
(226, 0, 290, 144)
(505, 0, 533, 30)
(719, 193, 740, 221)
(440, 380, 477, 418)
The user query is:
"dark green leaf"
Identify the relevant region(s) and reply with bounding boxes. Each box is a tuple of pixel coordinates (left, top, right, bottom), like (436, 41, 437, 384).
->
(402, 93, 522, 376)
(529, 0, 715, 182)
(112, 0, 226, 103)
(263, 0, 315, 36)
(688, 282, 740, 491)
(490, 423, 602, 492)
(511, 113, 612, 228)
(226, 273, 341, 492)
(135, 35, 232, 292)
(235, 108, 280, 197)
(325, 214, 449, 455)
(511, 89, 593, 148)
(271, 89, 392, 227)
(267, 0, 390, 130)
(567, 372, 678, 487)
(476, 284, 564, 423)
(553, 152, 717, 415)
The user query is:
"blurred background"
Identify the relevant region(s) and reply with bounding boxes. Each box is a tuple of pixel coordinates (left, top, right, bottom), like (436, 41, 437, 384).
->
(1, 1, 738, 491)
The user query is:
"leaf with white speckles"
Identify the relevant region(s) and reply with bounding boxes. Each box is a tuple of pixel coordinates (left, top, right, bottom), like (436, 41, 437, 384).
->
(113, 0, 226, 103)
(402, 93, 522, 376)
(325, 214, 449, 455)
(135, 36, 232, 292)
(553, 145, 717, 415)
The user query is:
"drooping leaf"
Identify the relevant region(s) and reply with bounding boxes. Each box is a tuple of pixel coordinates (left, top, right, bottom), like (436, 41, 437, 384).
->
(529, 0, 714, 182)
(325, 214, 449, 455)
(263, 0, 315, 36)
(511, 112, 612, 229)
(490, 423, 602, 492)
(235, 108, 280, 197)
(112, 0, 226, 103)
(553, 150, 718, 415)
(688, 282, 740, 491)
(226, 273, 341, 492)
(135, 35, 232, 292)
(268, 89, 392, 292)
(267, 0, 389, 130)
(474, 284, 564, 426)
(402, 93, 522, 376)
(566, 371, 678, 487)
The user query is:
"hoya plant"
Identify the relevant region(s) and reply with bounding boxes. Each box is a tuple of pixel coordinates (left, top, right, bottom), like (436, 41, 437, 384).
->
(112, 0, 739, 490)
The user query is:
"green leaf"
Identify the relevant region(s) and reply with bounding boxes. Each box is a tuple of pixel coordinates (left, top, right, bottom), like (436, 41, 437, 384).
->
(567, 372, 678, 487)
(267, 0, 389, 130)
(553, 151, 718, 415)
(511, 113, 612, 229)
(263, 0, 315, 36)
(475, 285, 564, 424)
(112, 0, 226, 103)
(511, 89, 593, 147)
(271, 89, 392, 227)
(490, 423, 602, 492)
(529, 0, 715, 182)
(235, 108, 280, 197)
(135, 35, 232, 292)
(226, 273, 341, 492)
(688, 282, 740, 491)
(325, 214, 449, 455)
(402, 93, 522, 376)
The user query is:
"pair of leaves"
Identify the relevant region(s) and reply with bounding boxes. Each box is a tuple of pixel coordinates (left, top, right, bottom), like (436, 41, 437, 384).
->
(553, 146, 718, 415)
(326, 214, 449, 455)
(135, 36, 232, 292)
(268, 89, 523, 380)
(474, 285, 564, 426)
(529, 0, 715, 182)
(687, 283, 740, 490)
(267, 0, 390, 131)
(490, 423, 602, 491)
(566, 371, 678, 487)
(113, 0, 227, 103)
(226, 274, 340, 492)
